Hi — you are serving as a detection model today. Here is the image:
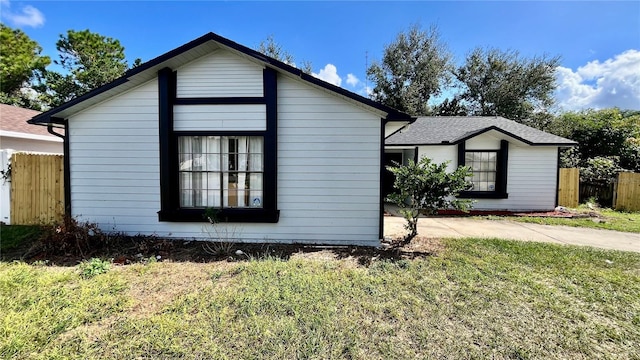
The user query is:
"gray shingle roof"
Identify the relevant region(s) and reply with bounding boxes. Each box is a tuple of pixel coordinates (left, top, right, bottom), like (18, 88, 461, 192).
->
(385, 116, 577, 146)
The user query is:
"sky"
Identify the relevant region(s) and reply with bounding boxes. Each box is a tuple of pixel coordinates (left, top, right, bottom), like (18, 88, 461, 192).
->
(2, 0, 639, 111)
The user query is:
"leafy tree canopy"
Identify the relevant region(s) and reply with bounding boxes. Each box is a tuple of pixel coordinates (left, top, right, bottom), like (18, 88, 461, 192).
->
(432, 97, 468, 116)
(0, 24, 50, 108)
(256, 35, 312, 74)
(454, 48, 560, 121)
(367, 24, 452, 116)
(39, 29, 129, 107)
(553, 108, 640, 188)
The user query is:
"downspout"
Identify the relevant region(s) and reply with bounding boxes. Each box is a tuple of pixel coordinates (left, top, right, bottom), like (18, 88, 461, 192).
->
(47, 122, 71, 216)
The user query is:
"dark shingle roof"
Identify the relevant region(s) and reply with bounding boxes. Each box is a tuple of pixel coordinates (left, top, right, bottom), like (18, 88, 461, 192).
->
(385, 116, 576, 146)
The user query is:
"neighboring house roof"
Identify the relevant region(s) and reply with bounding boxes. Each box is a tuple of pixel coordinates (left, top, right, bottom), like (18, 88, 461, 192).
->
(0, 104, 64, 141)
(386, 116, 577, 147)
(28, 32, 413, 126)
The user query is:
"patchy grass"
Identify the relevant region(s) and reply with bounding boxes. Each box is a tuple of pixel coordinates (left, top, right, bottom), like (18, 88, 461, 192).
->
(1, 238, 639, 359)
(0, 262, 129, 359)
(498, 209, 640, 233)
(0, 224, 42, 253)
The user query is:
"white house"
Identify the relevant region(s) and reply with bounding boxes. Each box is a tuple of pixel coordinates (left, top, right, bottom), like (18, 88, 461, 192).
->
(1, 104, 64, 224)
(385, 117, 577, 212)
(28, 33, 412, 246)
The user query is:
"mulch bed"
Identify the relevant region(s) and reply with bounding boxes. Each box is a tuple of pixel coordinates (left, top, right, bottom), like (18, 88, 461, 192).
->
(3, 234, 438, 267)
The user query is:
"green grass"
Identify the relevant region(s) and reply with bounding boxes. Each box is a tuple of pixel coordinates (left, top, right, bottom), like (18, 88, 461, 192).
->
(0, 224, 42, 253)
(493, 208, 640, 233)
(1, 238, 639, 359)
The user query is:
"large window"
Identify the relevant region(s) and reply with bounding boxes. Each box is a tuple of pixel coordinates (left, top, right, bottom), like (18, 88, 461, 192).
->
(178, 136, 263, 209)
(465, 151, 497, 191)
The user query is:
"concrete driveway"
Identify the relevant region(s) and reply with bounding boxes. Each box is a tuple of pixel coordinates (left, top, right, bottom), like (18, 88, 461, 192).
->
(384, 216, 640, 253)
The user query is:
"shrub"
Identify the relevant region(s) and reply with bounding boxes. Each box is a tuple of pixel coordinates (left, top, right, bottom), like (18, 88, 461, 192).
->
(39, 215, 111, 258)
(387, 157, 473, 245)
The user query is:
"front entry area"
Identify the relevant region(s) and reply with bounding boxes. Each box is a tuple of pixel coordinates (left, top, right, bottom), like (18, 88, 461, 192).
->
(383, 152, 404, 197)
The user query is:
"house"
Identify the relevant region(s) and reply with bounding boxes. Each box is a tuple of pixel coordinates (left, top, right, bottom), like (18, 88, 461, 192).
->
(0, 104, 63, 153)
(27, 32, 412, 246)
(385, 116, 577, 212)
(1, 104, 64, 224)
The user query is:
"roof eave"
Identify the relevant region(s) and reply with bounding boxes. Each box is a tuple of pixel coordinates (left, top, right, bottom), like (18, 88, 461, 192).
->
(29, 32, 412, 125)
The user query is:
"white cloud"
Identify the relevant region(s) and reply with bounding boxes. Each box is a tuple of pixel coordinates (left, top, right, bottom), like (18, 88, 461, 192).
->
(0, 0, 45, 28)
(312, 64, 342, 86)
(555, 49, 640, 110)
(346, 73, 359, 87)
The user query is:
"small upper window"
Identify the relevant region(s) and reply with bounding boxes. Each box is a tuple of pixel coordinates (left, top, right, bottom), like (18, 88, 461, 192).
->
(178, 135, 264, 208)
(465, 151, 497, 192)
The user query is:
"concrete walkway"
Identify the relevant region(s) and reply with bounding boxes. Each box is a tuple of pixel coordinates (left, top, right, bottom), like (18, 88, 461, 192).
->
(384, 216, 640, 253)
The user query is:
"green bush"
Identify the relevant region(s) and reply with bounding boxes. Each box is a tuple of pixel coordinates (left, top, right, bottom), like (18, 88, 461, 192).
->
(387, 157, 472, 244)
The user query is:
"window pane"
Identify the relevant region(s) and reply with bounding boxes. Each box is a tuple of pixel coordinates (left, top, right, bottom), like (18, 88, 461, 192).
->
(178, 135, 264, 209)
(249, 154, 263, 171)
(181, 190, 193, 207)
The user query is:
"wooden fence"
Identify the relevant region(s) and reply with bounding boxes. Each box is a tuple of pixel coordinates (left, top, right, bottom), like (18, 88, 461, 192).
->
(615, 172, 640, 211)
(10, 153, 64, 225)
(558, 168, 579, 208)
(557, 168, 640, 211)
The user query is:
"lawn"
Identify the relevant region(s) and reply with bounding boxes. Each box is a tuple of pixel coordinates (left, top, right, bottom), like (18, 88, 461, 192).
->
(0, 224, 42, 253)
(481, 208, 640, 233)
(1, 237, 639, 359)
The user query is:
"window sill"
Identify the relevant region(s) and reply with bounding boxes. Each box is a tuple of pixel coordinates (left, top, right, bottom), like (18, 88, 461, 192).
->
(458, 191, 508, 199)
(158, 208, 280, 223)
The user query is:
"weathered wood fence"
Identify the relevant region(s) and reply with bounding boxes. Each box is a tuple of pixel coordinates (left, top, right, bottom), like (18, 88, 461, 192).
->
(558, 168, 640, 211)
(10, 153, 64, 225)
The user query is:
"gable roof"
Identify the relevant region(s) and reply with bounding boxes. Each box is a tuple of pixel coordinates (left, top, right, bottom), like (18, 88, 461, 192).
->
(0, 104, 63, 139)
(28, 32, 412, 126)
(385, 116, 577, 147)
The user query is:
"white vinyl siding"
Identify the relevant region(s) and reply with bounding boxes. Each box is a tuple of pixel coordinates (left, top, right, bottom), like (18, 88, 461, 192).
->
(68, 51, 382, 246)
(69, 79, 161, 226)
(176, 49, 263, 98)
(173, 104, 266, 131)
(417, 131, 559, 211)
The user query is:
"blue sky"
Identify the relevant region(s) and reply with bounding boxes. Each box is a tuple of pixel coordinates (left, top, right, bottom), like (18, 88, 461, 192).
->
(2, 0, 639, 111)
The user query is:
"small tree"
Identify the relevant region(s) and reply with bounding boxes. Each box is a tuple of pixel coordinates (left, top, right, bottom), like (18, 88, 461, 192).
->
(387, 158, 473, 245)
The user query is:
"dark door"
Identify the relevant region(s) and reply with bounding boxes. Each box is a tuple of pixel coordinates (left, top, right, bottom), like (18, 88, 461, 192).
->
(383, 152, 403, 198)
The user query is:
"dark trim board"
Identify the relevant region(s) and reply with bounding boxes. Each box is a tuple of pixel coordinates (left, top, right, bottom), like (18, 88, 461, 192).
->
(157, 67, 279, 223)
(555, 148, 561, 206)
(158, 68, 177, 217)
(379, 119, 385, 240)
(174, 97, 265, 105)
